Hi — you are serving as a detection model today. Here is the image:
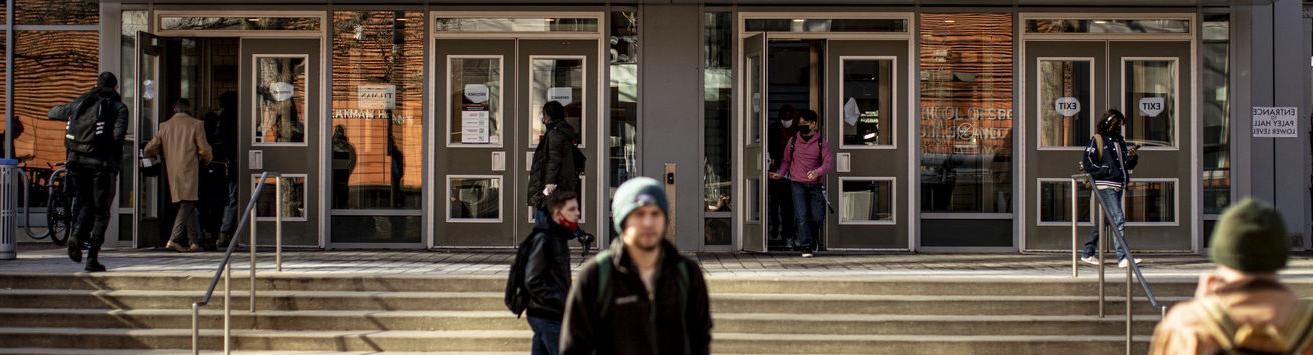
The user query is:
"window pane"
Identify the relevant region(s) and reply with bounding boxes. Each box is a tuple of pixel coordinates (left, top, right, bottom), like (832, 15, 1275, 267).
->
(449, 58, 502, 145)
(15, 0, 98, 25)
(448, 177, 501, 220)
(10, 31, 99, 198)
(704, 217, 732, 246)
(744, 19, 906, 33)
(840, 179, 893, 222)
(1124, 60, 1176, 148)
(703, 12, 733, 213)
(1126, 181, 1176, 223)
(254, 175, 307, 219)
(609, 10, 639, 190)
(746, 178, 761, 222)
(254, 56, 307, 144)
(1202, 15, 1230, 215)
(160, 17, 321, 31)
(434, 17, 598, 33)
(331, 215, 421, 243)
(1026, 19, 1190, 34)
(119, 11, 148, 208)
(919, 13, 1014, 213)
(1038, 60, 1092, 147)
(1038, 181, 1093, 223)
(330, 11, 424, 210)
(841, 59, 894, 146)
(529, 58, 584, 146)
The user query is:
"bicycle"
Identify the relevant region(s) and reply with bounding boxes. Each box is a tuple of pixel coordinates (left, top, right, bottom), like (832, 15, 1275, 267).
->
(20, 159, 74, 247)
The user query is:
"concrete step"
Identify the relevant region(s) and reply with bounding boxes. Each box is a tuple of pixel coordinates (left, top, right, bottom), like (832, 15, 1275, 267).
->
(0, 327, 1150, 354)
(0, 289, 1181, 316)
(0, 350, 524, 355)
(0, 308, 1160, 336)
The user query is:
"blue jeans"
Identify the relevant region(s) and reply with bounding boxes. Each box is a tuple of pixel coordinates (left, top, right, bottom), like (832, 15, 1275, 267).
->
(791, 181, 825, 252)
(528, 316, 561, 355)
(1083, 188, 1128, 261)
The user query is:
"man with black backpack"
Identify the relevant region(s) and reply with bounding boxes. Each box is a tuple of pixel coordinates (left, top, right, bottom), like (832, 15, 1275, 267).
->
(1150, 198, 1310, 355)
(505, 191, 579, 355)
(560, 177, 712, 355)
(47, 72, 129, 272)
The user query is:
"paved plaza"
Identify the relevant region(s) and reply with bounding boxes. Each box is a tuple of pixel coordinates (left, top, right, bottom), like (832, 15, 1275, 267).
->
(7, 243, 1313, 280)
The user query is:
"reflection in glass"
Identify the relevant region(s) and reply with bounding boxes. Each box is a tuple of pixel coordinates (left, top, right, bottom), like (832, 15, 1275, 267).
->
(1124, 60, 1176, 148)
(330, 11, 424, 210)
(841, 59, 894, 146)
(14, 0, 99, 25)
(919, 14, 1014, 214)
(747, 178, 761, 222)
(449, 177, 501, 220)
(1202, 15, 1231, 215)
(160, 17, 321, 31)
(254, 176, 307, 219)
(434, 18, 599, 33)
(119, 12, 148, 208)
(610, 10, 640, 190)
(747, 55, 762, 145)
(331, 216, 421, 243)
(703, 12, 734, 214)
(705, 217, 732, 246)
(1039, 181, 1093, 223)
(449, 58, 501, 144)
(840, 179, 893, 222)
(1026, 19, 1190, 34)
(254, 56, 307, 144)
(1038, 60, 1092, 147)
(744, 19, 906, 33)
(529, 58, 584, 146)
(1125, 181, 1176, 223)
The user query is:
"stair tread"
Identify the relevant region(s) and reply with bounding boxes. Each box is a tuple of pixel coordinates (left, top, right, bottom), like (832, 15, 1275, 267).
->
(0, 349, 521, 355)
(715, 332, 1154, 342)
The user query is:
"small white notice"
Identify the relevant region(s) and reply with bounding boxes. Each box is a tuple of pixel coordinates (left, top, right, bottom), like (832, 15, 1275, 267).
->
(464, 84, 490, 103)
(1055, 97, 1081, 117)
(548, 87, 573, 106)
(270, 82, 295, 102)
(143, 80, 156, 100)
(461, 111, 490, 144)
(357, 84, 396, 110)
(843, 98, 860, 126)
(1252, 106, 1299, 138)
(1137, 97, 1165, 118)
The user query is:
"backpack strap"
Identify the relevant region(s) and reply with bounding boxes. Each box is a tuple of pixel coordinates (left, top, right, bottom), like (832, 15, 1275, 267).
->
(1199, 297, 1242, 351)
(594, 250, 614, 319)
(1093, 133, 1105, 161)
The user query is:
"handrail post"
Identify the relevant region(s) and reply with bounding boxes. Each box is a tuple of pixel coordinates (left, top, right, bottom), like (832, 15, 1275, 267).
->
(223, 261, 232, 355)
(1097, 192, 1106, 318)
(249, 191, 257, 313)
(1126, 264, 1133, 355)
(191, 302, 200, 355)
(1071, 177, 1079, 278)
(275, 177, 282, 272)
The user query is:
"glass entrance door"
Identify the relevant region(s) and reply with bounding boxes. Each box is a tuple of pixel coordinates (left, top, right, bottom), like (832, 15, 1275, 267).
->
(1024, 40, 1192, 252)
(434, 37, 599, 248)
(132, 31, 170, 248)
(739, 33, 766, 252)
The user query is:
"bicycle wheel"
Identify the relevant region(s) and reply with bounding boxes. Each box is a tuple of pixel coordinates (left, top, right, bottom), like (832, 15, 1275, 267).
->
(46, 176, 72, 246)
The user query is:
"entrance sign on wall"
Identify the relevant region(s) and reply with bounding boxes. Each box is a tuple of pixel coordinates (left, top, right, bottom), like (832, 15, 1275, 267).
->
(270, 82, 295, 102)
(1251, 106, 1298, 138)
(357, 84, 396, 110)
(1137, 97, 1165, 118)
(1055, 97, 1081, 117)
(548, 87, 573, 106)
(464, 84, 490, 103)
(461, 110, 490, 143)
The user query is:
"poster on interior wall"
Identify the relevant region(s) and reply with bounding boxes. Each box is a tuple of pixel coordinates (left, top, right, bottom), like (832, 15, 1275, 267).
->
(270, 82, 295, 102)
(461, 110, 490, 143)
(357, 84, 396, 110)
(1252, 107, 1298, 138)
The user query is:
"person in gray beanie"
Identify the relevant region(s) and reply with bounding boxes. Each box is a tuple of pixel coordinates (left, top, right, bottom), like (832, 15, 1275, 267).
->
(1150, 198, 1312, 355)
(560, 177, 712, 355)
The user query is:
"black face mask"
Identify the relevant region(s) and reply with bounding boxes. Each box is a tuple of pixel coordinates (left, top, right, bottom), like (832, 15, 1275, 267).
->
(798, 125, 813, 134)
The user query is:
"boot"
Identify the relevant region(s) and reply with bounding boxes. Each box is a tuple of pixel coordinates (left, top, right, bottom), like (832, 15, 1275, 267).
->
(217, 232, 233, 250)
(84, 249, 105, 272)
(67, 236, 82, 263)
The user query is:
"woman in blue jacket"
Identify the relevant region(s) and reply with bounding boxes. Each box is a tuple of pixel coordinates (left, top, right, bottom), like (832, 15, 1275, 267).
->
(1081, 109, 1141, 268)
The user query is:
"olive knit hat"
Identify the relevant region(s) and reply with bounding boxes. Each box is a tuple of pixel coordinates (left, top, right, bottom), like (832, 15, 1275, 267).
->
(1209, 198, 1289, 273)
(610, 177, 669, 233)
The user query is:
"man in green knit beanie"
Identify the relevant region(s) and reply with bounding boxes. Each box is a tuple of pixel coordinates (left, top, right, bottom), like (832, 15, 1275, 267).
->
(1150, 198, 1311, 355)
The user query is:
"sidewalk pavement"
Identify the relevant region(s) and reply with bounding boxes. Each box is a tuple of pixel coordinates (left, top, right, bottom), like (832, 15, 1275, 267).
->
(6, 243, 1313, 281)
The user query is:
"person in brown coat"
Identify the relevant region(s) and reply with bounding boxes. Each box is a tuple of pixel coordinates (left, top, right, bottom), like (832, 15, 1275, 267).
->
(1150, 198, 1313, 355)
(145, 99, 213, 252)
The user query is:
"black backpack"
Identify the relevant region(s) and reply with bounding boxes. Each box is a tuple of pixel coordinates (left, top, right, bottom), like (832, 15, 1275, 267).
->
(63, 96, 112, 154)
(504, 234, 538, 318)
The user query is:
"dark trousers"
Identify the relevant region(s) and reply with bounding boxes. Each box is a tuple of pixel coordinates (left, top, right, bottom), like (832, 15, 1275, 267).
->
(790, 181, 825, 252)
(170, 201, 201, 246)
(528, 316, 562, 355)
(67, 164, 117, 258)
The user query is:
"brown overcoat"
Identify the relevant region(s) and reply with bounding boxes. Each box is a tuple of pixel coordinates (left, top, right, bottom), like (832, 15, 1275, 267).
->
(1151, 280, 1313, 355)
(145, 112, 212, 203)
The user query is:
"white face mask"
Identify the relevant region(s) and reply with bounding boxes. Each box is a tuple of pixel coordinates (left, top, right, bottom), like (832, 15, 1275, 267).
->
(780, 119, 793, 128)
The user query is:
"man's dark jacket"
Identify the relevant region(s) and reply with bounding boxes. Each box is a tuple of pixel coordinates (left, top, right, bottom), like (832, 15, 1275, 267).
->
(527, 120, 580, 209)
(49, 87, 129, 169)
(525, 215, 573, 321)
(560, 239, 713, 355)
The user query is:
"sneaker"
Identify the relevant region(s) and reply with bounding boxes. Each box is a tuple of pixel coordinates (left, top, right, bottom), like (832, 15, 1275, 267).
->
(188, 244, 202, 253)
(801, 252, 814, 258)
(84, 260, 106, 273)
(166, 241, 188, 253)
(1080, 256, 1101, 266)
(1118, 258, 1143, 268)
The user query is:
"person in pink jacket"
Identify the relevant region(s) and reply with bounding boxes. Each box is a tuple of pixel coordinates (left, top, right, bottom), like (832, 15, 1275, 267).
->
(768, 109, 832, 257)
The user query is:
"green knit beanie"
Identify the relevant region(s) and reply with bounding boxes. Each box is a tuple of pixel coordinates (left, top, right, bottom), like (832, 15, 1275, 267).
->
(610, 177, 669, 233)
(1209, 198, 1289, 272)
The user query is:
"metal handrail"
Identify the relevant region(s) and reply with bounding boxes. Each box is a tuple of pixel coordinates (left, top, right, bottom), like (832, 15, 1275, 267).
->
(191, 171, 283, 355)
